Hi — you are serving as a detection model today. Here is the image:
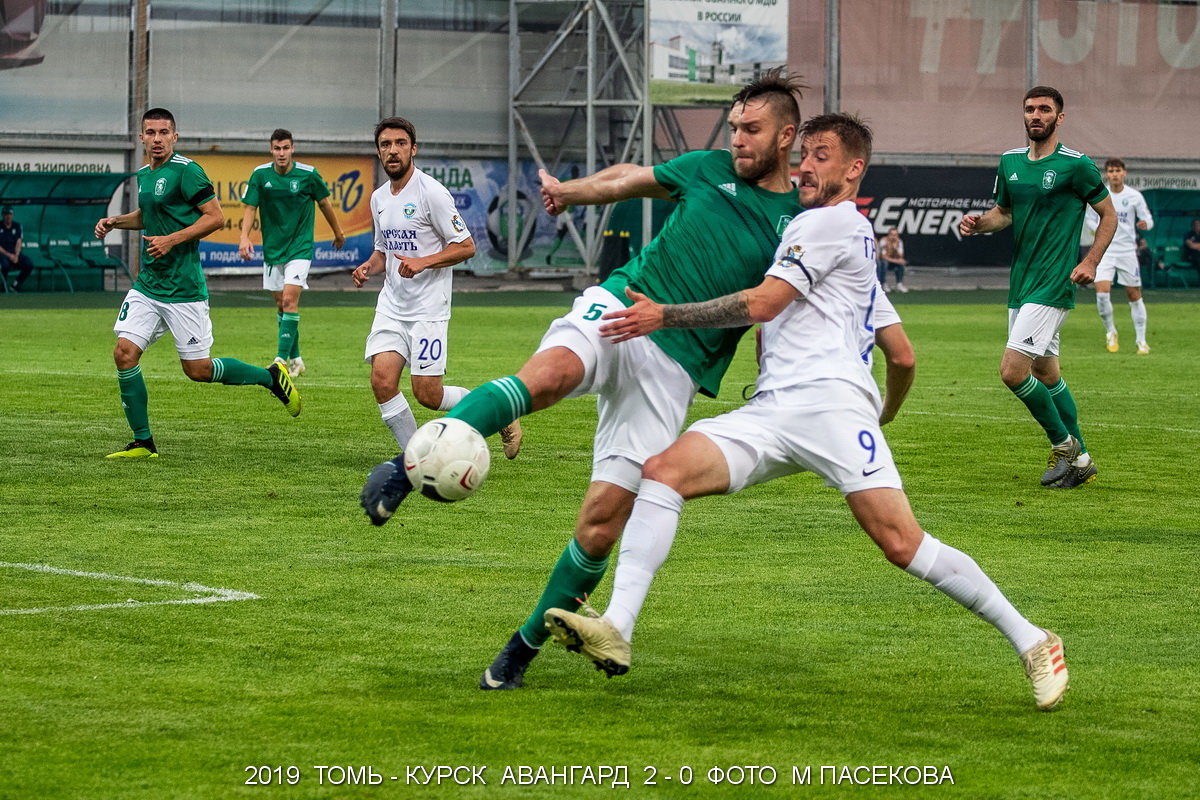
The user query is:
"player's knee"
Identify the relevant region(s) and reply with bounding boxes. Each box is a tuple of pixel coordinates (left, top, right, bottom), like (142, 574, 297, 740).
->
(642, 453, 685, 488)
(412, 384, 442, 410)
(877, 530, 919, 569)
(113, 340, 140, 369)
(574, 523, 620, 558)
(999, 364, 1026, 387)
(181, 361, 211, 382)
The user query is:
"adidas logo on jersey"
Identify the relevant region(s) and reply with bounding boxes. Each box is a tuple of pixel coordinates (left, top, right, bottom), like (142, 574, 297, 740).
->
(264, 181, 273, 188)
(1009, 173, 1018, 181)
(1022, 336, 1036, 345)
(718, 182, 738, 196)
(187, 336, 200, 345)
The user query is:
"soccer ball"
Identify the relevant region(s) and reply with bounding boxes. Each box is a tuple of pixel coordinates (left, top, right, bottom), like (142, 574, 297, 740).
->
(403, 418, 491, 502)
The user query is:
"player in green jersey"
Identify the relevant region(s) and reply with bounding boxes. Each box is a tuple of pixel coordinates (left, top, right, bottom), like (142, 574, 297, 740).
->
(238, 129, 346, 377)
(960, 87, 1116, 489)
(95, 108, 301, 460)
(361, 68, 804, 688)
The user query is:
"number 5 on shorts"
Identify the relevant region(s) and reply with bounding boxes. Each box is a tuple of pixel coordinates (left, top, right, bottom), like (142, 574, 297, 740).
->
(582, 303, 606, 321)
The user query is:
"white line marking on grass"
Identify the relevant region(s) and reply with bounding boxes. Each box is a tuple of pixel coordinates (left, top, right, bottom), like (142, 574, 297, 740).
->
(905, 410, 1200, 435)
(0, 562, 260, 616)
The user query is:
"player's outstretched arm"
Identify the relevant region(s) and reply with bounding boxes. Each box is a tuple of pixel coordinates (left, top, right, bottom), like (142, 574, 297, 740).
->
(1072, 195, 1116, 284)
(317, 197, 346, 249)
(875, 323, 915, 425)
(599, 278, 797, 343)
(959, 205, 1011, 237)
(540, 164, 671, 216)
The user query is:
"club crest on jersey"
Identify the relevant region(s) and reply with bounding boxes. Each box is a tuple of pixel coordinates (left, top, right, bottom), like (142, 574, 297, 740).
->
(776, 244, 806, 268)
(403, 202, 417, 218)
(289, 179, 300, 193)
(451, 214, 465, 233)
(776, 215, 794, 235)
(154, 178, 166, 196)
(1041, 170, 1057, 190)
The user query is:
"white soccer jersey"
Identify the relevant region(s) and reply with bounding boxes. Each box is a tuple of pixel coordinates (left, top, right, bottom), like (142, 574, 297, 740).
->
(370, 167, 471, 321)
(758, 201, 881, 397)
(1086, 186, 1153, 263)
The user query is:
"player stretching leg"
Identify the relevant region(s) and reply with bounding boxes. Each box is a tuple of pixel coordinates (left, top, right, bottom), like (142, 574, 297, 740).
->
(1085, 158, 1153, 354)
(97, 108, 300, 459)
(548, 114, 1069, 710)
(960, 87, 1116, 490)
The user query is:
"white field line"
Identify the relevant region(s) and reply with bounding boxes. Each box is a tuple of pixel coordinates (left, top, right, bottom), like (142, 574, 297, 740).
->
(0, 562, 260, 616)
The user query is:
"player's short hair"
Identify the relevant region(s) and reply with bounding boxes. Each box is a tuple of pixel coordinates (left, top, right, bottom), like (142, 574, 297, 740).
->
(731, 67, 804, 129)
(1105, 157, 1126, 171)
(1023, 86, 1064, 112)
(141, 108, 176, 130)
(271, 128, 293, 144)
(800, 113, 873, 165)
(374, 117, 417, 147)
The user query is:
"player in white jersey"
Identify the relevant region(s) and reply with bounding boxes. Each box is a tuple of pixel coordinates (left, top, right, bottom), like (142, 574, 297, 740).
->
(543, 114, 1069, 711)
(350, 118, 516, 474)
(1084, 158, 1154, 354)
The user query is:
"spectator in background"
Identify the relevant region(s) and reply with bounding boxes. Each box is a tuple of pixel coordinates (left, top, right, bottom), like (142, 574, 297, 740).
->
(1184, 219, 1200, 272)
(878, 227, 908, 292)
(0, 206, 34, 292)
(1136, 236, 1152, 273)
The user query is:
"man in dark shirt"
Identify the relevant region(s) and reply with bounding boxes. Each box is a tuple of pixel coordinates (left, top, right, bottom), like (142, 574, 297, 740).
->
(0, 207, 34, 291)
(1183, 219, 1200, 272)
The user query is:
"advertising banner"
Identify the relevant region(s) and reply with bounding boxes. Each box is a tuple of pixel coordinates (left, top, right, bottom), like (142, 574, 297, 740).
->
(649, 0, 788, 105)
(196, 154, 376, 275)
(857, 166, 1011, 268)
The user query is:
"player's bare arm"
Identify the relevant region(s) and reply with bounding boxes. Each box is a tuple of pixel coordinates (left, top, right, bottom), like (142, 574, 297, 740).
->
(143, 197, 223, 260)
(1072, 195, 1116, 285)
(95, 209, 144, 239)
(396, 237, 475, 279)
(317, 197, 346, 249)
(237, 204, 258, 260)
(539, 164, 670, 216)
(959, 205, 1012, 237)
(352, 250, 387, 287)
(600, 278, 797, 343)
(875, 323, 915, 425)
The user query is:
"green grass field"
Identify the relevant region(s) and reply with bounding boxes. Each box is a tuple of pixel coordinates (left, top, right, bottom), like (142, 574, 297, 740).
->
(1, 288, 1198, 799)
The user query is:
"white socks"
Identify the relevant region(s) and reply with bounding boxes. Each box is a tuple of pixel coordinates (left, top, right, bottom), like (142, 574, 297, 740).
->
(1129, 298, 1147, 344)
(904, 533, 1045, 654)
(438, 385, 469, 411)
(1096, 292, 1115, 334)
(379, 394, 417, 451)
(604, 480, 685, 642)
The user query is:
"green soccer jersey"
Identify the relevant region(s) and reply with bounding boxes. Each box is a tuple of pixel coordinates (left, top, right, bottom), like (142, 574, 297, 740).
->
(133, 154, 216, 303)
(994, 143, 1108, 309)
(241, 161, 331, 265)
(600, 150, 799, 397)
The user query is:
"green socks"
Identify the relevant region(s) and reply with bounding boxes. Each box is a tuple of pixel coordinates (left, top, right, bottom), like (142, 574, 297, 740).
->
(116, 365, 151, 440)
(1046, 378, 1086, 453)
(277, 312, 300, 361)
(210, 357, 271, 387)
(518, 539, 609, 647)
(447, 376, 533, 438)
(1009, 375, 1069, 446)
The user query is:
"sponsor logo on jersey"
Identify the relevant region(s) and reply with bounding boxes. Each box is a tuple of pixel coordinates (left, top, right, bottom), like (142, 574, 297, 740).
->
(775, 215, 794, 235)
(451, 214, 465, 233)
(154, 178, 166, 196)
(1042, 170, 1057, 190)
(264, 181, 273, 188)
(1009, 173, 1018, 181)
(187, 336, 200, 345)
(403, 202, 417, 218)
(718, 182, 738, 196)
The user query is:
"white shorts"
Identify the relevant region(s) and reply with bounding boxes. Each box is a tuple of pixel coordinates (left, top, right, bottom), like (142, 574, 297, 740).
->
(536, 285, 698, 491)
(113, 288, 213, 359)
(364, 315, 450, 376)
(1095, 256, 1141, 288)
(690, 381, 903, 496)
(263, 259, 311, 292)
(1007, 303, 1069, 359)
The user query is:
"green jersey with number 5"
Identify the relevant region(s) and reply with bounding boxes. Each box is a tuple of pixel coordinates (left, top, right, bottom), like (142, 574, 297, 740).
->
(134, 154, 216, 303)
(600, 150, 800, 397)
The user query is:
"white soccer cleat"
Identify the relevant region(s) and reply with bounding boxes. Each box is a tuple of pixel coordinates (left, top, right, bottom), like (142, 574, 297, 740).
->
(1135, 342, 1150, 356)
(288, 357, 306, 377)
(1020, 628, 1068, 710)
(545, 606, 630, 677)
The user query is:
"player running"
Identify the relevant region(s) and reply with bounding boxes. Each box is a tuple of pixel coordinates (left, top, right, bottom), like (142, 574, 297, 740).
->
(960, 86, 1116, 490)
(1084, 158, 1153, 354)
(239, 128, 346, 377)
(547, 113, 1069, 711)
(96, 108, 300, 460)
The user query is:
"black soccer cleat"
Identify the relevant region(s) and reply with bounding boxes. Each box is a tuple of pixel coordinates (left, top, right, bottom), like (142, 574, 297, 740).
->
(1040, 435, 1080, 486)
(266, 361, 302, 417)
(360, 457, 412, 526)
(1049, 459, 1098, 489)
(480, 630, 539, 690)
